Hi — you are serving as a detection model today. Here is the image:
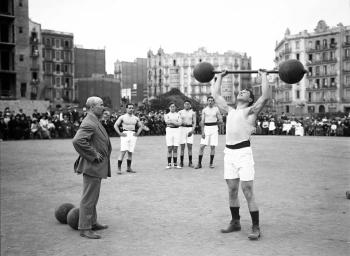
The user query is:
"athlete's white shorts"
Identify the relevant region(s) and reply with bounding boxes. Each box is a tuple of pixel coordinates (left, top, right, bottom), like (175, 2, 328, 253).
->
(200, 125, 218, 146)
(120, 131, 137, 152)
(179, 127, 194, 144)
(166, 127, 180, 146)
(224, 147, 255, 181)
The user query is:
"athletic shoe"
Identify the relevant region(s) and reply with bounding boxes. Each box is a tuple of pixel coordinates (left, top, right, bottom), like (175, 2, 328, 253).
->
(126, 168, 136, 173)
(166, 164, 172, 169)
(117, 168, 122, 175)
(248, 225, 261, 240)
(209, 163, 215, 168)
(188, 162, 194, 168)
(220, 219, 241, 233)
(180, 162, 184, 168)
(174, 164, 182, 169)
(194, 164, 202, 169)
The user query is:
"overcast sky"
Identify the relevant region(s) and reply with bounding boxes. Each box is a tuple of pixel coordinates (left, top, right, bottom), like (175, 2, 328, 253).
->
(29, 0, 350, 74)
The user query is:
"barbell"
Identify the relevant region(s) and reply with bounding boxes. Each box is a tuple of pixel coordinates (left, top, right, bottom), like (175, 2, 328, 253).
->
(193, 59, 307, 84)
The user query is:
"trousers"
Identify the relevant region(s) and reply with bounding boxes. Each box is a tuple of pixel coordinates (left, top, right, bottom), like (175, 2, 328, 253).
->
(78, 174, 102, 230)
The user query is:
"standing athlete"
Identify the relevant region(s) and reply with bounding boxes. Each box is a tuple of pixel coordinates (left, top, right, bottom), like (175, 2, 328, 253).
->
(114, 103, 143, 174)
(164, 102, 182, 169)
(178, 100, 196, 167)
(194, 96, 222, 169)
(212, 70, 270, 240)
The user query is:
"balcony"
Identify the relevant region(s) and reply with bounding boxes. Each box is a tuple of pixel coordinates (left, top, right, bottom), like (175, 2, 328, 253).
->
(344, 56, 350, 61)
(343, 42, 350, 48)
(343, 69, 350, 74)
(306, 58, 337, 66)
(30, 37, 39, 44)
(281, 47, 292, 55)
(31, 49, 39, 58)
(0, 13, 15, 20)
(30, 79, 40, 85)
(30, 65, 40, 71)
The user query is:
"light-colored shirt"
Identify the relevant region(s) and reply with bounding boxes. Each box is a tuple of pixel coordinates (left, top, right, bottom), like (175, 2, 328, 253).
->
(202, 106, 219, 123)
(226, 109, 255, 145)
(115, 114, 139, 131)
(164, 112, 181, 127)
(178, 109, 195, 126)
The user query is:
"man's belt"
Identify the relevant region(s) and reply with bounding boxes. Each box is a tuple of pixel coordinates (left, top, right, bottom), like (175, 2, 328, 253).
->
(122, 129, 135, 132)
(226, 140, 250, 149)
(181, 124, 193, 127)
(204, 122, 217, 126)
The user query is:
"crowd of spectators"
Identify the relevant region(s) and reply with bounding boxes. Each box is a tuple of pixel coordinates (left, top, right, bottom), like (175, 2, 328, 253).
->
(1, 106, 349, 141)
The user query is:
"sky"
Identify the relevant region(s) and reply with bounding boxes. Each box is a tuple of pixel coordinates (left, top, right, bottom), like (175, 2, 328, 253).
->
(29, 0, 350, 74)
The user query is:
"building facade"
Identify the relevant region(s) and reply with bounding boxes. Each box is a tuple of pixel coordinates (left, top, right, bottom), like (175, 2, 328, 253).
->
(41, 29, 74, 103)
(75, 77, 121, 110)
(0, 0, 30, 100)
(29, 19, 43, 99)
(274, 20, 350, 115)
(114, 58, 147, 105)
(74, 47, 105, 78)
(147, 47, 252, 104)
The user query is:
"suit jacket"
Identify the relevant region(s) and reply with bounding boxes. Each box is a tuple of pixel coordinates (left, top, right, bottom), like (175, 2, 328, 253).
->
(72, 113, 112, 178)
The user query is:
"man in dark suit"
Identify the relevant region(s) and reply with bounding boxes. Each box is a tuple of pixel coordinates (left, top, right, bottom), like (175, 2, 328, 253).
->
(72, 96, 112, 239)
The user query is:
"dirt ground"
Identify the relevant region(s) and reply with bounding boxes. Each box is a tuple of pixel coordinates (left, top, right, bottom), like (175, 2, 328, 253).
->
(1, 135, 349, 256)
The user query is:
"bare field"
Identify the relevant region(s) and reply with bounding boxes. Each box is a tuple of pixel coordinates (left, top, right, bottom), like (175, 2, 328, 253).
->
(1, 135, 350, 256)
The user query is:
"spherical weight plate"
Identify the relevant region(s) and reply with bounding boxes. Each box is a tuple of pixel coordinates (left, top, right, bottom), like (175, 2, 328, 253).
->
(54, 203, 75, 224)
(193, 62, 215, 83)
(279, 59, 306, 84)
(67, 207, 80, 230)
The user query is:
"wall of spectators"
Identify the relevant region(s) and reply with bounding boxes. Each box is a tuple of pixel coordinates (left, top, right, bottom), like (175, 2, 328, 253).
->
(1, 106, 349, 141)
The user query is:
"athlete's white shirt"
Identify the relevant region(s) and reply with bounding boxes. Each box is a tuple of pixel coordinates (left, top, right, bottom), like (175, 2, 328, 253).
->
(164, 112, 181, 127)
(115, 114, 139, 131)
(178, 109, 195, 126)
(202, 106, 219, 123)
(226, 108, 255, 145)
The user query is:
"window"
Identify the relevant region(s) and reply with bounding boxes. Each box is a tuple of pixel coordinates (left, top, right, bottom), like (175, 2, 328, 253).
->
(45, 63, 51, 73)
(296, 90, 300, 99)
(56, 64, 60, 72)
(296, 53, 300, 60)
(286, 105, 290, 113)
(330, 38, 336, 47)
(308, 92, 312, 102)
(295, 41, 300, 50)
(315, 53, 321, 61)
(308, 54, 313, 61)
(32, 72, 38, 80)
(330, 77, 336, 87)
(64, 40, 70, 48)
(173, 60, 176, 66)
(308, 67, 313, 76)
(46, 38, 50, 46)
(322, 39, 327, 48)
(346, 35, 350, 43)
(55, 51, 60, 60)
(45, 50, 51, 60)
(345, 49, 350, 58)
(330, 51, 335, 60)
(345, 75, 350, 85)
(19, 27, 23, 33)
(323, 65, 327, 75)
(322, 78, 328, 87)
(56, 77, 60, 86)
(315, 66, 320, 75)
(315, 40, 320, 50)
(19, 0, 23, 6)
(20, 83, 26, 97)
(55, 39, 60, 48)
(322, 52, 328, 61)
(316, 79, 320, 87)
(19, 54, 24, 61)
(65, 78, 70, 87)
(64, 64, 68, 73)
